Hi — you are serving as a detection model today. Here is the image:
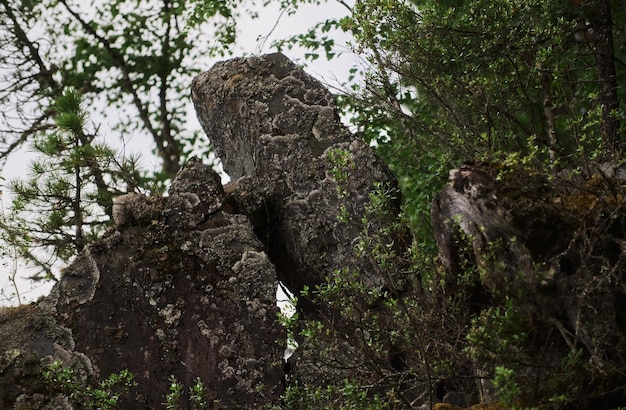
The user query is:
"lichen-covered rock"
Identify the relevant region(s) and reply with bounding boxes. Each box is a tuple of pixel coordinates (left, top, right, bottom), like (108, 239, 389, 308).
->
(50, 158, 285, 409)
(1, 54, 415, 408)
(0, 304, 90, 409)
(192, 52, 409, 310)
(192, 52, 412, 399)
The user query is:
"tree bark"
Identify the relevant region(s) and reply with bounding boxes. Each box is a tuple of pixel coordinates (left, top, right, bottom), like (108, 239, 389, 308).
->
(584, 0, 621, 153)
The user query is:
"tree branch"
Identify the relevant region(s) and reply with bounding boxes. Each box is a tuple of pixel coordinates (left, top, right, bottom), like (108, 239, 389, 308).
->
(158, 0, 181, 177)
(583, 0, 621, 154)
(57, 0, 175, 174)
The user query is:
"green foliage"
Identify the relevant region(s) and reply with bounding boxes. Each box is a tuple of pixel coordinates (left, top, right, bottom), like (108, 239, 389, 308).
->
(346, 0, 582, 151)
(326, 147, 353, 184)
(0, 0, 265, 205)
(281, 379, 390, 410)
(187, 0, 260, 56)
(283, 184, 439, 408)
(165, 375, 209, 410)
(326, 147, 355, 223)
(283, 155, 626, 408)
(2, 89, 148, 275)
(51, 0, 225, 177)
(279, 2, 626, 400)
(0, 89, 151, 278)
(273, 19, 343, 61)
(0, 0, 264, 280)
(189, 377, 208, 409)
(492, 366, 521, 409)
(165, 375, 184, 410)
(466, 304, 529, 363)
(43, 359, 135, 409)
(286, 0, 625, 251)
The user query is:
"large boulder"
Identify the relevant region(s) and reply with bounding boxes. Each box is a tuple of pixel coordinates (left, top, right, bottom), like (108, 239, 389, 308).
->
(192, 52, 409, 313)
(192, 53, 412, 395)
(46, 158, 285, 409)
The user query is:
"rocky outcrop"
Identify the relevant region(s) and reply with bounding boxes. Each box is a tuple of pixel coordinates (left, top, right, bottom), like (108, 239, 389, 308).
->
(192, 53, 409, 312)
(3, 52, 625, 409)
(192, 53, 411, 395)
(1, 53, 409, 408)
(1, 158, 286, 409)
(48, 157, 285, 408)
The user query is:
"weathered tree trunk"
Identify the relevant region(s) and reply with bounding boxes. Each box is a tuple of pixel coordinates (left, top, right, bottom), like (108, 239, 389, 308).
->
(431, 160, 626, 406)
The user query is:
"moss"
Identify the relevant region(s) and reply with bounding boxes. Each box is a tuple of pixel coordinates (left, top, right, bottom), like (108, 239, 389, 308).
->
(434, 403, 462, 410)
(469, 403, 507, 410)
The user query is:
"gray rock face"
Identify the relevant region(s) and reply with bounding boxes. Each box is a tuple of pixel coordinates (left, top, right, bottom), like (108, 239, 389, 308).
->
(49, 158, 285, 409)
(192, 52, 408, 311)
(191, 52, 411, 397)
(0, 304, 89, 409)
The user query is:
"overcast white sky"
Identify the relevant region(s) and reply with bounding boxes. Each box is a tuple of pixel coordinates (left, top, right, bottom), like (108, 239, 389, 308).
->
(0, 0, 357, 305)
